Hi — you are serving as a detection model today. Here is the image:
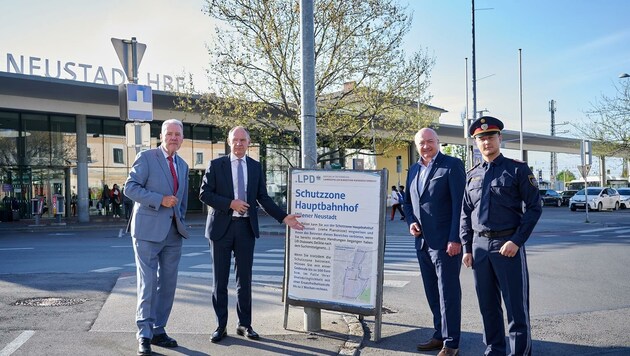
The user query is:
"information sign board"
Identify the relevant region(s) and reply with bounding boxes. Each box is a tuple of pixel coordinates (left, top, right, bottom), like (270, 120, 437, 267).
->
(284, 169, 387, 315)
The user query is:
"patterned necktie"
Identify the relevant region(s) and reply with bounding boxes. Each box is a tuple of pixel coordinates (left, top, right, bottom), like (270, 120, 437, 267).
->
(478, 162, 494, 225)
(167, 156, 178, 194)
(237, 158, 246, 201)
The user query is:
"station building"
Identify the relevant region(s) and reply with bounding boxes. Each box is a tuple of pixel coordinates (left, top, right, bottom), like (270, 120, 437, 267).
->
(0, 71, 446, 222)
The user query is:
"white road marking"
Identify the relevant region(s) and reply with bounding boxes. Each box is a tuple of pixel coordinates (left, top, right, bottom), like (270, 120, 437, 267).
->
(178, 271, 283, 283)
(383, 280, 410, 288)
(575, 227, 623, 233)
(0, 330, 35, 356)
(91, 267, 123, 273)
(182, 252, 205, 257)
(189, 264, 284, 272)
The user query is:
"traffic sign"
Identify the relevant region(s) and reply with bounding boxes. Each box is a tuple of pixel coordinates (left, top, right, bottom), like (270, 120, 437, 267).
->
(577, 164, 591, 179)
(111, 37, 146, 83)
(119, 83, 153, 121)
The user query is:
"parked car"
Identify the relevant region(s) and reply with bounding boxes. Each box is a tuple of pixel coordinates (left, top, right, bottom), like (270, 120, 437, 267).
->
(569, 187, 620, 211)
(539, 189, 562, 207)
(560, 190, 578, 206)
(617, 188, 630, 209)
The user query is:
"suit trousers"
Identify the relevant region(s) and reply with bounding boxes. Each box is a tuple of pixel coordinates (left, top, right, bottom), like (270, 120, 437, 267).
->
(416, 243, 462, 348)
(133, 222, 183, 340)
(210, 218, 256, 328)
(472, 235, 531, 356)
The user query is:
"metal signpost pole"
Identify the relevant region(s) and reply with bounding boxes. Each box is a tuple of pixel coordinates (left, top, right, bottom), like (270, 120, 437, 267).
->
(579, 140, 593, 223)
(299, 0, 320, 332)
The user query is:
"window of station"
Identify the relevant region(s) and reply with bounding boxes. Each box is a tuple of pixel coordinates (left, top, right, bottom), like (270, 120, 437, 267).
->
(0, 111, 19, 165)
(22, 113, 51, 166)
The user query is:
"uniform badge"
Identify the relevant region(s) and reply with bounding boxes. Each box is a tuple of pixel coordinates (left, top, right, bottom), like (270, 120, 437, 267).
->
(481, 124, 488, 130)
(528, 175, 538, 187)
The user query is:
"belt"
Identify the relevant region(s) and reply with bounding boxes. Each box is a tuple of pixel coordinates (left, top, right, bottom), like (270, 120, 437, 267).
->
(231, 216, 250, 221)
(478, 228, 516, 238)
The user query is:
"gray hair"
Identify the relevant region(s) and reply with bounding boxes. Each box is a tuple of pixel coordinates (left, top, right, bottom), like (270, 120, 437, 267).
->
(228, 126, 251, 142)
(161, 119, 183, 134)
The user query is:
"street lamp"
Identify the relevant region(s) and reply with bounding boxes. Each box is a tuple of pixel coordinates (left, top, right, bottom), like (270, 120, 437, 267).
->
(619, 73, 630, 78)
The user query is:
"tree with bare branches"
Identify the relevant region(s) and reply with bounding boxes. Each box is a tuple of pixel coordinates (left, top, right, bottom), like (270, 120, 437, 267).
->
(178, 0, 436, 165)
(577, 79, 630, 173)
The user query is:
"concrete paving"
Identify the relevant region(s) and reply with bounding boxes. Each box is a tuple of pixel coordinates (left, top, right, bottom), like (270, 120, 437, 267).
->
(0, 210, 393, 355)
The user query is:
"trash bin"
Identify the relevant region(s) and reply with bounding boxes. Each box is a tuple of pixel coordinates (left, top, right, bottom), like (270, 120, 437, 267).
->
(53, 194, 65, 223)
(31, 197, 44, 225)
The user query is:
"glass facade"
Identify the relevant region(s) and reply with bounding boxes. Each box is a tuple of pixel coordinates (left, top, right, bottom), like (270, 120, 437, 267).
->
(0, 110, 281, 221)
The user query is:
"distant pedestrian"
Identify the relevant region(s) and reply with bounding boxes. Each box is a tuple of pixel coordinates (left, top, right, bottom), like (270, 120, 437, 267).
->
(390, 186, 405, 220)
(110, 184, 122, 218)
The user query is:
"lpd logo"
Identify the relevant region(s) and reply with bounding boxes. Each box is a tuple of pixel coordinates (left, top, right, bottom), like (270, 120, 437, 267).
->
(296, 174, 319, 183)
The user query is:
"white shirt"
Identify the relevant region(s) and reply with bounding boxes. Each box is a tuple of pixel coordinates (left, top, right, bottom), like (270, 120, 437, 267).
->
(160, 147, 178, 178)
(230, 153, 248, 217)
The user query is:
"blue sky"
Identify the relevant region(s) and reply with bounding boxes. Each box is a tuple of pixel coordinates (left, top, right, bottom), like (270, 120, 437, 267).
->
(2, 0, 629, 178)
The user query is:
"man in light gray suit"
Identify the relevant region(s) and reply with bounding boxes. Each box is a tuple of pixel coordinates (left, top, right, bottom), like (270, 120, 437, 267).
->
(124, 119, 189, 356)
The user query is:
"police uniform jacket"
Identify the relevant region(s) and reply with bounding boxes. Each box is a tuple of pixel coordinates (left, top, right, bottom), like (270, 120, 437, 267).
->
(459, 154, 542, 254)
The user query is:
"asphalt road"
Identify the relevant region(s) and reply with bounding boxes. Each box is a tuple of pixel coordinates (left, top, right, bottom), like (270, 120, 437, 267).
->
(1, 207, 629, 355)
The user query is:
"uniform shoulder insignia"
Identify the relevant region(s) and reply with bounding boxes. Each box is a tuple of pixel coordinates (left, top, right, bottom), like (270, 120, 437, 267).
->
(528, 174, 538, 187)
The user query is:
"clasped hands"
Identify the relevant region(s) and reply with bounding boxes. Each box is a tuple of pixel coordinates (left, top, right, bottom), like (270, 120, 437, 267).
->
(161, 195, 178, 208)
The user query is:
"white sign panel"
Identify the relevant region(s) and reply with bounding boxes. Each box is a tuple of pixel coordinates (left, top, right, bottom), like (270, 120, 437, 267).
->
(286, 169, 384, 309)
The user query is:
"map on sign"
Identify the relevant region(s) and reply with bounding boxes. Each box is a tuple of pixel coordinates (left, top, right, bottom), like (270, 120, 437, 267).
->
(332, 245, 375, 303)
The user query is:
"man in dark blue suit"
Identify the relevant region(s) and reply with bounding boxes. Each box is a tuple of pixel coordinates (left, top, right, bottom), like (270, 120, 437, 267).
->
(402, 128, 466, 356)
(200, 126, 303, 343)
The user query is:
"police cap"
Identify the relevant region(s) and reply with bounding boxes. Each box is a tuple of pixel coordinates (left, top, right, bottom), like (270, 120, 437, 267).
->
(469, 116, 504, 137)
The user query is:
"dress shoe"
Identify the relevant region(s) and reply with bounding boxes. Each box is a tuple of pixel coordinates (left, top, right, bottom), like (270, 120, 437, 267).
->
(211, 327, 227, 343)
(137, 337, 151, 356)
(438, 346, 459, 356)
(151, 333, 178, 348)
(417, 338, 443, 351)
(236, 325, 260, 340)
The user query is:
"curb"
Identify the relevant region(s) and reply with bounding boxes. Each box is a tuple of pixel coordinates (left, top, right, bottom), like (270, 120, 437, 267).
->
(339, 314, 365, 356)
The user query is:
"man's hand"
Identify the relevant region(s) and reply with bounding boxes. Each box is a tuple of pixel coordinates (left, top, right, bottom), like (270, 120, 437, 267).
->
(499, 241, 519, 257)
(446, 242, 462, 257)
(283, 214, 304, 230)
(462, 253, 473, 268)
(230, 199, 250, 215)
(409, 222, 422, 237)
(161, 195, 178, 208)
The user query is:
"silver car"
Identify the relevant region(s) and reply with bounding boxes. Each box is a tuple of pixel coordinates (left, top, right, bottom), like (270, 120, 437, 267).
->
(569, 187, 620, 211)
(617, 188, 630, 209)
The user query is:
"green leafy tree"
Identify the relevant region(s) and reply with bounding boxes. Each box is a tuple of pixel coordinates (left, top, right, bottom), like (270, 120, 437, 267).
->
(556, 169, 576, 184)
(178, 0, 436, 165)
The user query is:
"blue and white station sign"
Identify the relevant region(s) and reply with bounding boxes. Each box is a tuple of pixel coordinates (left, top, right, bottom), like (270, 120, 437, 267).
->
(119, 83, 153, 121)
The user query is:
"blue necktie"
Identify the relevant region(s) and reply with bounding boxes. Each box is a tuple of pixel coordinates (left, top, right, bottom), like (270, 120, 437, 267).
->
(237, 159, 246, 201)
(478, 162, 494, 226)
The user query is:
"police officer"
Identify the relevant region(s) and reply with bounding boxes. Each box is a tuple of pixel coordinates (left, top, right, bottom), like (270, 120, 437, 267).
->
(459, 116, 542, 356)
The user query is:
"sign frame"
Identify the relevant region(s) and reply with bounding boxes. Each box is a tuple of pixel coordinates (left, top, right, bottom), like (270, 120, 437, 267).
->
(282, 168, 388, 341)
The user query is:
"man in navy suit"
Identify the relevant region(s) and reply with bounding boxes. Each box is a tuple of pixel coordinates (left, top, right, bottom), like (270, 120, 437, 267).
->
(402, 128, 465, 356)
(200, 126, 303, 343)
(125, 119, 189, 356)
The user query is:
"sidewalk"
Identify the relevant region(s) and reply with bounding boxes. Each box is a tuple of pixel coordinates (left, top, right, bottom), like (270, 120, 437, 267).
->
(0, 210, 413, 355)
